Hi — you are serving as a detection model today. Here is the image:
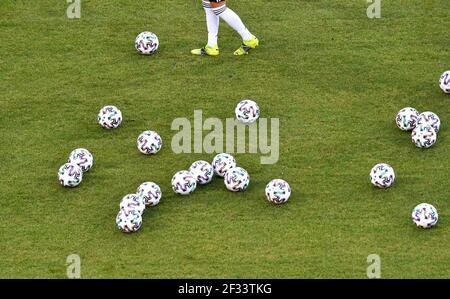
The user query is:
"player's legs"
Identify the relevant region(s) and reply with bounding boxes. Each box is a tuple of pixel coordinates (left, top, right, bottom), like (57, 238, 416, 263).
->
(191, 0, 220, 56)
(211, 0, 259, 55)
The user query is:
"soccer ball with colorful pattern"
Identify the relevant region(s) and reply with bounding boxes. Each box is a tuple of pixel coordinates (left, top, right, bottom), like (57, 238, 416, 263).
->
(224, 167, 250, 192)
(171, 170, 197, 195)
(395, 107, 419, 131)
(116, 209, 143, 233)
(137, 130, 162, 155)
(98, 105, 122, 129)
(212, 153, 236, 177)
(412, 203, 438, 229)
(235, 99, 260, 124)
(416, 111, 441, 133)
(439, 70, 450, 93)
(135, 32, 159, 55)
(189, 160, 214, 185)
(119, 194, 145, 215)
(68, 148, 93, 172)
(137, 182, 162, 207)
(58, 163, 83, 187)
(370, 163, 395, 189)
(411, 125, 437, 148)
(265, 179, 291, 205)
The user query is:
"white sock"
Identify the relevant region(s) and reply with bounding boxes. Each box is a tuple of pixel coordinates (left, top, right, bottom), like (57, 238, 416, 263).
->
(202, 1, 219, 47)
(213, 6, 253, 41)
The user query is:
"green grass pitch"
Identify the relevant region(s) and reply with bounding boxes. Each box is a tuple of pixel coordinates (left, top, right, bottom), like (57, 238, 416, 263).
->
(0, 0, 449, 278)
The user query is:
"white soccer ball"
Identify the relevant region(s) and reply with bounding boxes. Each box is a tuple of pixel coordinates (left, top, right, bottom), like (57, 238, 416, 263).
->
(416, 111, 441, 133)
(395, 107, 419, 131)
(58, 163, 83, 187)
(119, 194, 145, 215)
(224, 167, 250, 192)
(265, 179, 291, 204)
(412, 203, 438, 229)
(439, 70, 450, 93)
(235, 99, 260, 124)
(370, 163, 395, 189)
(411, 125, 437, 148)
(171, 170, 197, 195)
(135, 32, 159, 55)
(98, 105, 122, 129)
(137, 182, 162, 207)
(212, 153, 236, 177)
(116, 209, 143, 233)
(137, 130, 162, 155)
(189, 160, 214, 185)
(68, 148, 93, 172)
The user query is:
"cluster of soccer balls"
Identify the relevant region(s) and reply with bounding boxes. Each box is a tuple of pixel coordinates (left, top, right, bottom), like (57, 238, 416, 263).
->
(396, 108, 441, 149)
(170, 153, 291, 205)
(115, 182, 162, 233)
(171, 155, 245, 194)
(58, 148, 93, 187)
(367, 71, 448, 229)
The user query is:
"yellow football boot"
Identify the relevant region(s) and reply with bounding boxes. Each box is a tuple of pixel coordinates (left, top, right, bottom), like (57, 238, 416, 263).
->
(191, 44, 220, 56)
(234, 36, 259, 56)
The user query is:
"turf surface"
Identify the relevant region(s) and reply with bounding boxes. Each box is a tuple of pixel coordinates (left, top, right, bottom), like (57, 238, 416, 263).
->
(0, 0, 449, 278)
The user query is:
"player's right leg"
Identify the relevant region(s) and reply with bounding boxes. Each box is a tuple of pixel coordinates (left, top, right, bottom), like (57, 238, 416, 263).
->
(191, 0, 220, 56)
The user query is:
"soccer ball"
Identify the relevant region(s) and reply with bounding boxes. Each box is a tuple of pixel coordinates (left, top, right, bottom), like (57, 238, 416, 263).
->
(235, 99, 260, 124)
(171, 170, 197, 195)
(137, 182, 162, 207)
(189, 160, 214, 185)
(58, 163, 83, 187)
(224, 167, 250, 192)
(412, 203, 438, 229)
(137, 130, 162, 155)
(98, 105, 122, 129)
(212, 153, 236, 177)
(119, 194, 145, 215)
(68, 148, 93, 172)
(439, 70, 450, 93)
(395, 107, 419, 131)
(416, 111, 441, 133)
(370, 163, 395, 189)
(265, 179, 291, 204)
(135, 32, 159, 55)
(411, 125, 437, 148)
(116, 209, 143, 233)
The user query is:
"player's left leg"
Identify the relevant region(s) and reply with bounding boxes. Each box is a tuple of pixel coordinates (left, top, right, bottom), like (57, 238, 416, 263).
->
(211, 0, 259, 55)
